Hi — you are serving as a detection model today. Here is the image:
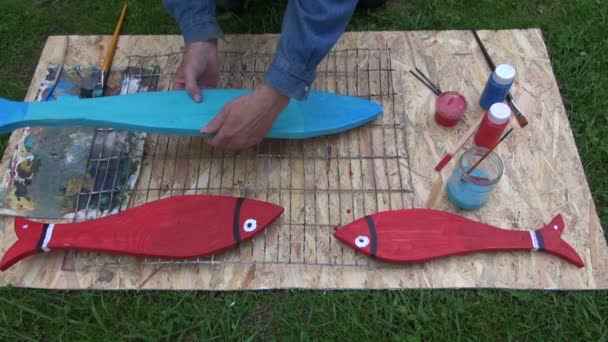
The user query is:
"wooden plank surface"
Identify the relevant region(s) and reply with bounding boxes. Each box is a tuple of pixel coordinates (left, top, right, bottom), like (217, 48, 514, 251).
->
(0, 30, 606, 290)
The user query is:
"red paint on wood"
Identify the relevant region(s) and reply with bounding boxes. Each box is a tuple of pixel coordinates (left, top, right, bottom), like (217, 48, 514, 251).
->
(0, 195, 284, 271)
(333, 209, 584, 267)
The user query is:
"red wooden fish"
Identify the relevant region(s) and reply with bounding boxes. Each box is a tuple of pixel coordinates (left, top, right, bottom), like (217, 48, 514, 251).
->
(0, 195, 284, 271)
(333, 209, 584, 267)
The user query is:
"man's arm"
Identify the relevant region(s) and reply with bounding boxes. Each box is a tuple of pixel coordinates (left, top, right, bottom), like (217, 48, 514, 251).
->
(163, 0, 223, 101)
(163, 0, 223, 44)
(264, 0, 359, 101)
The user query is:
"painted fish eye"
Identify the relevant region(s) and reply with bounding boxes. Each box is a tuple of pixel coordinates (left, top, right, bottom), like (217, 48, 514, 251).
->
(243, 219, 257, 232)
(355, 235, 370, 248)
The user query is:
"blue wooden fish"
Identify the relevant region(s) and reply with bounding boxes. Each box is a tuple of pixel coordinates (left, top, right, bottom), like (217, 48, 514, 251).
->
(0, 89, 382, 138)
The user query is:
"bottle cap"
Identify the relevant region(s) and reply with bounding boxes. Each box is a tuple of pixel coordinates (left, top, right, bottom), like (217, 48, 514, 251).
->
(488, 102, 511, 125)
(492, 64, 516, 85)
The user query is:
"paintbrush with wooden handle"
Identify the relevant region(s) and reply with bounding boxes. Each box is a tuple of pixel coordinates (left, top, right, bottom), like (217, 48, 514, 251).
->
(93, 3, 128, 97)
(434, 114, 484, 171)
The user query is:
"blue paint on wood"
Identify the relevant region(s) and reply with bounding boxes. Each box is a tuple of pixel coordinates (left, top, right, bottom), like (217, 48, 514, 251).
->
(0, 98, 29, 132)
(0, 89, 383, 138)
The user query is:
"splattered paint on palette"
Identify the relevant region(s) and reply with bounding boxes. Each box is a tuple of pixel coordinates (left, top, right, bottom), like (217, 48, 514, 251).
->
(0, 64, 149, 219)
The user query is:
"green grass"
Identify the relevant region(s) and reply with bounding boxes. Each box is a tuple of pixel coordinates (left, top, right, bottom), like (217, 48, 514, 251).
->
(1, 288, 607, 340)
(1, 0, 607, 339)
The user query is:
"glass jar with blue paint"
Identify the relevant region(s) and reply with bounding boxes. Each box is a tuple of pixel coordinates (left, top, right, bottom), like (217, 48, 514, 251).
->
(446, 146, 503, 210)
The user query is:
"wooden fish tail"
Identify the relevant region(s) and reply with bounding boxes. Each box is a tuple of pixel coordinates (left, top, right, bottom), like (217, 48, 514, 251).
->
(0, 217, 48, 271)
(535, 214, 584, 268)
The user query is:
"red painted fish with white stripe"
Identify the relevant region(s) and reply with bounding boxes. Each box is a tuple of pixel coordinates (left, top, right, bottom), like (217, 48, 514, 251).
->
(0, 195, 284, 271)
(333, 209, 584, 267)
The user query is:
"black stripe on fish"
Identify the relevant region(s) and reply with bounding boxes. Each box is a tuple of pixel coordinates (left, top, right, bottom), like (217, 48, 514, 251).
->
(364, 215, 378, 257)
(233, 197, 245, 243)
(36, 224, 50, 252)
(534, 230, 545, 251)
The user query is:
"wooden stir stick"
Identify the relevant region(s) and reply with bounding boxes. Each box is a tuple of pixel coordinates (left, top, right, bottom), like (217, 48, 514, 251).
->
(425, 117, 512, 208)
(425, 113, 484, 208)
(434, 114, 484, 171)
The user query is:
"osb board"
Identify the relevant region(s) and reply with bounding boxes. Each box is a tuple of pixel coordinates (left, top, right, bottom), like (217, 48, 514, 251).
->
(0, 30, 606, 290)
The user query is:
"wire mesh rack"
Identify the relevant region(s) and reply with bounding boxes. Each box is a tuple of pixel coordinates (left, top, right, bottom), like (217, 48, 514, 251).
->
(63, 47, 414, 271)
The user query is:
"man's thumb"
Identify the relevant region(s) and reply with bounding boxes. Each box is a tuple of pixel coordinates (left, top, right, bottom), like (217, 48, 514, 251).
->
(185, 73, 202, 102)
(200, 109, 224, 137)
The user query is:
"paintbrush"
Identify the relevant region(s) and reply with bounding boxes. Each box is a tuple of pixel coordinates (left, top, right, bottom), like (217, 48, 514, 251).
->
(471, 30, 528, 128)
(410, 68, 442, 96)
(93, 3, 128, 97)
(426, 115, 482, 208)
(466, 128, 513, 176)
(434, 114, 484, 171)
(428, 120, 512, 208)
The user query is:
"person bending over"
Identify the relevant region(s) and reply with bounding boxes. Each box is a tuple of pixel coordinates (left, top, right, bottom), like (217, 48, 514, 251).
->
(163, 0, 384, 149)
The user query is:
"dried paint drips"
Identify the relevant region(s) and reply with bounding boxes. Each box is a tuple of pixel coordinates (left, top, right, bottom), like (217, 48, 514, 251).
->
(0, 64, 147, 219)
(23, 134, 36, 152)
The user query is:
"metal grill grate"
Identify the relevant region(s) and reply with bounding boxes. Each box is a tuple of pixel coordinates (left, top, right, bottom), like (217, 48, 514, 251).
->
(69, 63, 163, 221)
(63, 48, 414, 270)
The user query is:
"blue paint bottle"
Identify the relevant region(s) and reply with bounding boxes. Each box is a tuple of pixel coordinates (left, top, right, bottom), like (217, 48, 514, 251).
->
(479, 64, 516, 110)
(446, 146, 503, 210)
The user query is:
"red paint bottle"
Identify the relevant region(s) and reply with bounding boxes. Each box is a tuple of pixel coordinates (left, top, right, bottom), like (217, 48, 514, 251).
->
(474, 102, 511, 148)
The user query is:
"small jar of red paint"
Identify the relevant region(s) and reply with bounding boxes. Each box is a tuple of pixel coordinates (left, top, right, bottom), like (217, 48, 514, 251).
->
(474, 102, 511, 148)
(434, 91, 467, 127)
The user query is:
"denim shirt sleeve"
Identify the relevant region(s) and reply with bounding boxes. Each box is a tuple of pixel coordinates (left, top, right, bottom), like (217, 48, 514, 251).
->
(164, 0, 357, 101)
(264, 0, 358, 100)
(163, 0, 223, 44)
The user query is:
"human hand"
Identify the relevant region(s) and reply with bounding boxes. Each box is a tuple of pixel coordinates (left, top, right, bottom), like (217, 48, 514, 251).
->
(201, 84, 290, 149)
(173, 41, 220, 102)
